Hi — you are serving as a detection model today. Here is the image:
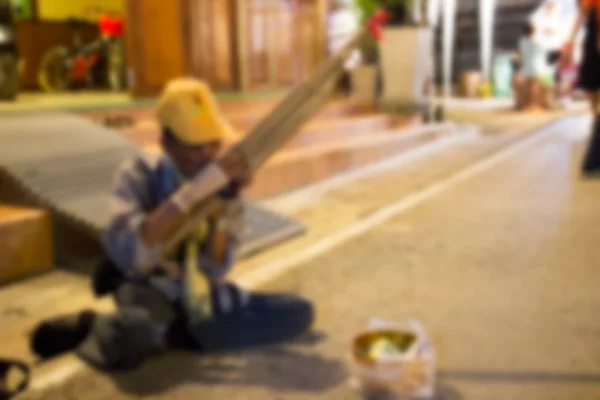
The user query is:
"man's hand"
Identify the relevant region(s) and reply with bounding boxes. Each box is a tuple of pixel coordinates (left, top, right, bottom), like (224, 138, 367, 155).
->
(559, 42, 574, 69)
(218, 151, 249, 183)
(218, 150, 252, 199)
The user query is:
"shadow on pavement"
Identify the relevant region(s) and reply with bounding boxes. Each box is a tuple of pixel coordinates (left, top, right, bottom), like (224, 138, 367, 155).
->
(359, 382, 463, 400)
(431, 383, 464, 400)
(108, 331, 346, 397)
(440, 369, 600, 384)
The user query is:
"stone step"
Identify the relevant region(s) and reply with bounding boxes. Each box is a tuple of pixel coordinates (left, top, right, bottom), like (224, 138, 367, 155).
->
(131, 112, 406, 151)
(0, 204, 54, 285)
(244, 124, 451, 200)
(76, 97, 441, 202)
(135, 112, 435, 200)
(78, 97, 368, 130)
(284, 114, 416, 148)
(78, 96, 281, 122)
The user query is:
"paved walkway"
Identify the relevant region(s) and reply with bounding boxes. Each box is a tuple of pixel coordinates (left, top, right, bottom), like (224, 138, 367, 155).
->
(15, 111, 600, 400)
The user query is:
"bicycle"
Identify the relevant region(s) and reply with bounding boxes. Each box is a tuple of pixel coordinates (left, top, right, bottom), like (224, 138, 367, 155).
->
(38, 14, 125, 92)
(0, 0, 18, 100)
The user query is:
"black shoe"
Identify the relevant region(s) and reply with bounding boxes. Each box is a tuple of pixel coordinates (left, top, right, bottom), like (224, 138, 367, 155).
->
(0, 359, 29, 400)
(30, 310, 97, 360)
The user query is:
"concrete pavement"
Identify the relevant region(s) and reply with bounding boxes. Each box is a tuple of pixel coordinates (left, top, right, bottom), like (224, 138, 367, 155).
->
(17, 112, 600, 400)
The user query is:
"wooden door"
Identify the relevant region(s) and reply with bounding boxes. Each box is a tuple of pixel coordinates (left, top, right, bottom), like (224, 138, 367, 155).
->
(245, 0, 271, 89)
(187, 0, 237, 90)
(273, 0, 298, 86)
(295, 0, 318, 81)
(125, 0, 187, 96)
(244, 0, 322, 90)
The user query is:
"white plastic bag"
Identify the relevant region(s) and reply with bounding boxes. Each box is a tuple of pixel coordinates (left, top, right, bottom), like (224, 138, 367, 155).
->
(349, 318, 436, 399)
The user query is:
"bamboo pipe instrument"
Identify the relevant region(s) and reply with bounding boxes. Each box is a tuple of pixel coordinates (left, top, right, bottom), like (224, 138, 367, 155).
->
(158, 10, 390, 272)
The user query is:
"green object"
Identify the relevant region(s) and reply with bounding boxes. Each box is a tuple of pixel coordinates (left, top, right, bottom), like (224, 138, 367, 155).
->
(352, 0, 416, 23)
(492, 53, 513, 97)
(539, 72, 555, 88)
(351, 0, 416, 63)
(477, 81, 493, 98)
(10, 0, 32, 19)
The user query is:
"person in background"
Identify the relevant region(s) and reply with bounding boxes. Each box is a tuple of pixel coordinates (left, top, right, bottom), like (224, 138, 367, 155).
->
(510, 52, 526, 110)
(530, 0, 564, 54)
(562, 0, 600, 174)
(328, 0, 361, 94)
(531, 0, 573, 108)
(519, 23, 552, 110)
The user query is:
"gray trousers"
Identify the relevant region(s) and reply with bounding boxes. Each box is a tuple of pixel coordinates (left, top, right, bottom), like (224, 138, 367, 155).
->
(113, 281, 314, 353)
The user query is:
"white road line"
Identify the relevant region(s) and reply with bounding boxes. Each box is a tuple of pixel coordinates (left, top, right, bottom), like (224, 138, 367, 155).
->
(237, 117, 572, 289)
(28, 117, 573, 393)
(30, 360, 86, 391)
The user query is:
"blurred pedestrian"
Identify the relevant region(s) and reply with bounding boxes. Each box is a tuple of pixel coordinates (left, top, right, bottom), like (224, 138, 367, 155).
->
(519, 23, 551, 110)
(562, 0, 600, 174)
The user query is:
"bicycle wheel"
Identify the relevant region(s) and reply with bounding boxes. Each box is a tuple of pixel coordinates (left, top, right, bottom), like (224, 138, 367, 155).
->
(0, 52, 18, 101)
(38, 46, 72, 92)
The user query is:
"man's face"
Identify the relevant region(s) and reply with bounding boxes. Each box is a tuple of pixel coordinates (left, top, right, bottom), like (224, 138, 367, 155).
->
(162, 136, 222, 178)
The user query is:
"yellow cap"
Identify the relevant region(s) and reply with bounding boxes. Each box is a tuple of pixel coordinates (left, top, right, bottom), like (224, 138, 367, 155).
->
(156, 78, 238, 145)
